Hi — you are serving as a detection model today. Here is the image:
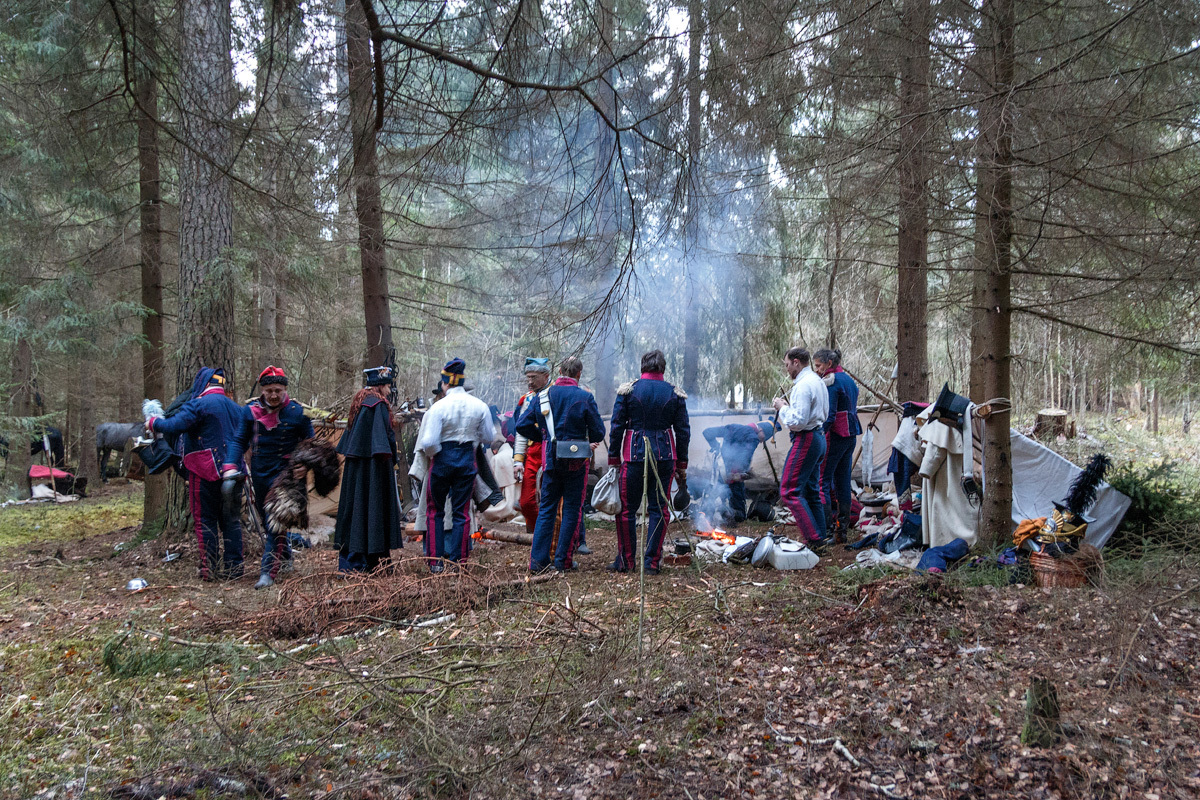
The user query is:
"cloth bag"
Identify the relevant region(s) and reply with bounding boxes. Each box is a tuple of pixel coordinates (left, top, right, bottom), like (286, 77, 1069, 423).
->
(592, 467, 622, 515)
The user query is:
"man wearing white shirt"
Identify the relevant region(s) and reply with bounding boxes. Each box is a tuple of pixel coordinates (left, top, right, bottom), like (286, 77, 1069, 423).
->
(417, 358, 496, 572)
(772, 347, 830, 545)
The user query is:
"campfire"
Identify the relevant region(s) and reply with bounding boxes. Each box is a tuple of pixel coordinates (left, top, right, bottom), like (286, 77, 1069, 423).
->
(692, 512, 736, 546)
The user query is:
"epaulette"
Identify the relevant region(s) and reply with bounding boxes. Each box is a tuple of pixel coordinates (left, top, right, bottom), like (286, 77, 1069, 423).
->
(617, 381, 636, 396)
(673, 385, 688, 399)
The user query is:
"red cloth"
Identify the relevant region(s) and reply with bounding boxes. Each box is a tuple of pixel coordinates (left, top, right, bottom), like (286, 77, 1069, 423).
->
(518, 443, 543, 534)
(29, 465, 73, 480)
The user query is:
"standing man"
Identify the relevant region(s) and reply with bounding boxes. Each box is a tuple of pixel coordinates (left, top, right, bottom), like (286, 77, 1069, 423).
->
(417, 358, 495, 573)
(512, 357, 551, 534)
(702, 421, 776, 523)
(245, 366, 315, 589)
(517, 356, 605, 573)
(772, 347, 829, 547)
(813, 348, 860, 540)
(608, 350, 690, 574)
(146, 367, 251, 580)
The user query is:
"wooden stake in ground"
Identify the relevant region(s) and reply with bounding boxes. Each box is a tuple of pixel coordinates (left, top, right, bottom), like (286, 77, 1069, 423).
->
(1020, 676, 1061, 747)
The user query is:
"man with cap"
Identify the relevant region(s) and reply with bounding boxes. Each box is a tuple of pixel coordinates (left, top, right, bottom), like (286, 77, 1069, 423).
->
(702, 421, 777, 523)
(334, 366, 404, 572)
(516, 356, 605, 573)
(244, 366, 315, 589)
(773, 347, 829, 547)
(146, 367, 252, 580)
(609, 350, 691, 574)
(417, 358, 496, 572)
(512, 357, 551, 534)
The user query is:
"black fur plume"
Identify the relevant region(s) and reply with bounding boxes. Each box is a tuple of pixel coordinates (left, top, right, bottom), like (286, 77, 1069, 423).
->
(263, 437, 341, 536)
(1064, 453, 1111, 516)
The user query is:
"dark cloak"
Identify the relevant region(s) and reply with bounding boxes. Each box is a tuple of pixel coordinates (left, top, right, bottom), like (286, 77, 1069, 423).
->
(333, 397, 403, 555)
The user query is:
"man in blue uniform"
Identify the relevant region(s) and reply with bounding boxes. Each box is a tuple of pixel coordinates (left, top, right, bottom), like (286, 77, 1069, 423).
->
(244, 365, 315, 589)
(813, 349, 861, 539)
(147, 367, 251, 580)
(702, 421, 776, 523)
(608, 350, 690, 574)
(517, 356, 605, 574)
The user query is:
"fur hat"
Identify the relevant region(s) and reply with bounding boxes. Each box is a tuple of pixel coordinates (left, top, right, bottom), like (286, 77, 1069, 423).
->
(258, 365, 287, 386)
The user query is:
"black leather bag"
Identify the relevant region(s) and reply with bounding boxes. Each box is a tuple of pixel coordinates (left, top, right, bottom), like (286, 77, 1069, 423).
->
(555, 439, 591, 460)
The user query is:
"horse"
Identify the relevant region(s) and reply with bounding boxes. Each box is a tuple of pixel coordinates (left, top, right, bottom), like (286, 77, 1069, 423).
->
(96, 422, 144, 482)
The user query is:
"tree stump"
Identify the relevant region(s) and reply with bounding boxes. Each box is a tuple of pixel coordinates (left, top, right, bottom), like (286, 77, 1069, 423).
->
(1033, 409, 1070, 440)
(1020, 677, 1061, 747)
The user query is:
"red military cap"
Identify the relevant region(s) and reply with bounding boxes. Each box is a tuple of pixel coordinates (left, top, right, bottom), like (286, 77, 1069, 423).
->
(258, 365, 288, 386)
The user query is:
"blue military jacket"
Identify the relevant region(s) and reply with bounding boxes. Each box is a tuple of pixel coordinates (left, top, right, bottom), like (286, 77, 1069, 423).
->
(609, 373, 691, 467)
(515, 378, 605, 472)
(152, 367, 251, 481)
(823, 369, 862, 438)
(245, 397, 315, 480)
(702, 423, 762, 473)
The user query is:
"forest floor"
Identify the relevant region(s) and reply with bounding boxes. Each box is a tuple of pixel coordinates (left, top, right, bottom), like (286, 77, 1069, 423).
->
(4, 409, 1200, 800)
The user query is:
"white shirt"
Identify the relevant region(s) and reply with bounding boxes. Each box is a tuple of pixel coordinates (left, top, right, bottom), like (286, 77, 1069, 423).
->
(417, 387, 496, 457)
(778, 367, 829, 432)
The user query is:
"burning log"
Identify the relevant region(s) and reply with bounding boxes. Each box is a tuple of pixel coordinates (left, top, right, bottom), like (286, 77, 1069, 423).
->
(471, 528, 533, 546)
(692, 512, 736, 546)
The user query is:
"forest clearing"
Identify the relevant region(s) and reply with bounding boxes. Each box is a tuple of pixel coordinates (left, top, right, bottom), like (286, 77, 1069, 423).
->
(2, 420, 1199, 799)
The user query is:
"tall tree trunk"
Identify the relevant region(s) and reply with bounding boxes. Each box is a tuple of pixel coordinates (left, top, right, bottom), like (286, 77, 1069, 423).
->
(135, 0, 167, 528)
(78, 350, 99, 485)
(345, 0, 393, 368)
(896, 0, 931, 402)
(172, 0, 236, 528)
(591, 0, 619, 415)
(969, 0, 1015, 550)
(11, 337, 34, 491)
(680, 0, 704, 395)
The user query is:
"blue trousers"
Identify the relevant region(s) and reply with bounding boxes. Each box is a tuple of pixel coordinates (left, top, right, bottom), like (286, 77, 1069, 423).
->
(530, 464, 589, 571)
(821, 434, 856, 530)
(427, 442, 477, 563)
(189, 477, 243, 579)
(727, 479, 748, 521)
(780, 430, 826, 543)
(252, 471, 291, 578)
(615, 459, 674, 571)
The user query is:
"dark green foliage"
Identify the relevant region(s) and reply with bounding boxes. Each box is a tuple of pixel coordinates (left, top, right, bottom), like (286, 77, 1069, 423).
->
(1105, 461, 1200, 552)
(102, 630, 258, 678)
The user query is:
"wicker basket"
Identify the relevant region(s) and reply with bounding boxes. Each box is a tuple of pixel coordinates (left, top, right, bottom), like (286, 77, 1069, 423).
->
(1030, 551, 1088, 589)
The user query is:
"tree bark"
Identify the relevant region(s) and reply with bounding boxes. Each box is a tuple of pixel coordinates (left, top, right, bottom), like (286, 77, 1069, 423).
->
(680, 0, 704, 396)
(11, 337, 35, 491)
(591, 0, 619, 415)
(172, 0, 236, 528)
(1020, 677, 1061, 747)
(135, 0, 166, 527)
(896, 0, 931, 403)
(969, 0, 1015, 551)
(346, 0, 393, 368)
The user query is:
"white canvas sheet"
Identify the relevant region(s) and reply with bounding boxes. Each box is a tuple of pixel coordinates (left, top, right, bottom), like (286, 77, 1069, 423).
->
(1008, 432, 1130, 548)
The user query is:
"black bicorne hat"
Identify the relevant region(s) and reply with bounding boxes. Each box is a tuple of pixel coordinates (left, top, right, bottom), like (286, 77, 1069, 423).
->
(364, 366, 393, 387)
(930, 383, 970, 425)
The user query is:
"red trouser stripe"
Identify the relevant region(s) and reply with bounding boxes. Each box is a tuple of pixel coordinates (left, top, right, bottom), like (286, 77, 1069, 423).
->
(190, 478, 208, 577)
(781, 432, 819, 542)
(424, 457, 438, 561)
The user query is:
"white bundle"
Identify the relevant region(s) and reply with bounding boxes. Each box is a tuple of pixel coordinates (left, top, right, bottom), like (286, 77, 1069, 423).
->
(142, 398, 165, 422)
